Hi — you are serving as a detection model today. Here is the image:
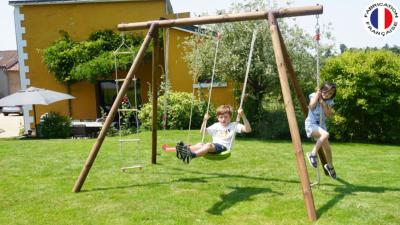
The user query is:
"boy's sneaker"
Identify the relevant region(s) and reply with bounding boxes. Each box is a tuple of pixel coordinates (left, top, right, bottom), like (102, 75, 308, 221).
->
(176, 141, 185, 160)
(324, 164, 337, 179)
(306, 152, 318, 168)
(182, 145, 192, 164)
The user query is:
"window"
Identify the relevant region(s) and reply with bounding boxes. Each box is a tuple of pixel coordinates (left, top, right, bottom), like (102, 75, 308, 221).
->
(98, 79, 142, 114)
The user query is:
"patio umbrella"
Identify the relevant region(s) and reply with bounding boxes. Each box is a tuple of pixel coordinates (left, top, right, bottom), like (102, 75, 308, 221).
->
(0, 87, 75, 106)
(0, 86, 75, 131)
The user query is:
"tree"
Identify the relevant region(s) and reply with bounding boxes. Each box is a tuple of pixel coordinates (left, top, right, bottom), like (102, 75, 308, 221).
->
(43, 30, 151, 85)
(183, 0, 334, 137)
(339, 43, 347, 53)
(322, 50, 400, 143)
(386, 45, 400, 55)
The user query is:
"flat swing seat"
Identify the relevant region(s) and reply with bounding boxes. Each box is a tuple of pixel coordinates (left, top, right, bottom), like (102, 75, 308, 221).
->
(204, 148, 232, 160)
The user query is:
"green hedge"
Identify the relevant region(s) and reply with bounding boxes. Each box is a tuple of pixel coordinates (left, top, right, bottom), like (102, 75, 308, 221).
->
(322, 50, 400, 143)
(249, 102, 306, 140)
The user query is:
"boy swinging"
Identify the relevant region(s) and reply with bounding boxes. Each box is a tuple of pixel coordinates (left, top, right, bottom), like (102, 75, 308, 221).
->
(168, 105, 252, 163)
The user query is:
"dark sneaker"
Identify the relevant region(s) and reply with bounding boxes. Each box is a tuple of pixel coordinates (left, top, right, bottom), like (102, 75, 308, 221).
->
(182, 145, 192, 164)
(324, 164, 337, 179)
(306, 152, 318, 168)
(176, 141, 185, 160)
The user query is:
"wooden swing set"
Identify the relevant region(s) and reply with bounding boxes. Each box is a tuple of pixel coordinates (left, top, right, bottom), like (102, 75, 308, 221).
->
(72, 5, 325, 221)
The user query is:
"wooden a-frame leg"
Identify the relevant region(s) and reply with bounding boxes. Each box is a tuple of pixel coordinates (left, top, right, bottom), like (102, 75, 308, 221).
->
(268, 13, 317, 221)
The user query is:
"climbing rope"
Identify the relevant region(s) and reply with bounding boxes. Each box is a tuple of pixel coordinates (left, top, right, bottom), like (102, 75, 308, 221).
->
(310, 14, 321, 187)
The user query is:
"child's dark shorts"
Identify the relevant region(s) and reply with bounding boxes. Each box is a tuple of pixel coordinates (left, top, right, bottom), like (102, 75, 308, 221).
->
(212, 143, 228, 153)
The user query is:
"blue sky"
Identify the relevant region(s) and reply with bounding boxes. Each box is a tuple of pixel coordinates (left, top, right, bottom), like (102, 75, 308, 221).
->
(1, 0, 399, 51)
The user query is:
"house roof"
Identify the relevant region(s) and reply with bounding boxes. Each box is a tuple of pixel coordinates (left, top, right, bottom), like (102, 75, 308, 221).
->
(9, 0, 168, 6)
(9, 0, 174, 15)
(0, 50, 18, 71)
(7, 63, 19, 72)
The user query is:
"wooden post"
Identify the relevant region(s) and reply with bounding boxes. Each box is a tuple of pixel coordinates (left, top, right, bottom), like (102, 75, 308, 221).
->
(67, 84, 72, 117)
(151, 27, 159, 164)
(32, 105, 37, 134)
(276, 28, 308, 117)
(268, 13, 317, 221)
(72, 23, 157, 193)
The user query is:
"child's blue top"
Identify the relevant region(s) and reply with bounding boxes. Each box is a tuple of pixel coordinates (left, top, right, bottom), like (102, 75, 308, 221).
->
(306, 92, 334, 127)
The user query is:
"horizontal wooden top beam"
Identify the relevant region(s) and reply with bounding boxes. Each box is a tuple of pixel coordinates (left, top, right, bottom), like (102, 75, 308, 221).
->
(118, 5, 322, 31)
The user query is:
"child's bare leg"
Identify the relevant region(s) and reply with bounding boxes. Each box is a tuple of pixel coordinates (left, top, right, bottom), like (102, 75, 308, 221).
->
(321, 138, 336, 178)
(164, 143, 203, 152)
(190, 143, 204, 151)
(194, 143, 215, 157)
(321, 139, 333, 167)
(311, 128, 329, 155)
(162, 144, 176, 152)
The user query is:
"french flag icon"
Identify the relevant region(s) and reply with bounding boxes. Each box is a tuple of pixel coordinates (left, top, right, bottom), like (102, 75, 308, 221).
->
(370, 7, 394, 29)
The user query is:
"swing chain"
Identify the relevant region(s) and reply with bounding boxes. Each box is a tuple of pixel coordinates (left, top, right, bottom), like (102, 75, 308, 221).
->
(201, 32, 221, 143)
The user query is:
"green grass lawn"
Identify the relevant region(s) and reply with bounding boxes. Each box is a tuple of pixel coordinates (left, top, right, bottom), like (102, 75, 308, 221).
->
(0, 130, 399, 225)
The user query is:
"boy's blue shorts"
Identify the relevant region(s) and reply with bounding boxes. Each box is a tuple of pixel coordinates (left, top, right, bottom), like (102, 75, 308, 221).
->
(212, 143, 228, 153)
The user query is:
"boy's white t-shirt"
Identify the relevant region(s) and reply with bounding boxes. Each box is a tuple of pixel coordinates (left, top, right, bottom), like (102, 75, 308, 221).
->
(206, 122, 244, 148)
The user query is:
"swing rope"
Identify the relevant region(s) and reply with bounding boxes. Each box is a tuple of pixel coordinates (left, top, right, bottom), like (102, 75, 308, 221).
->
(315, 15, 321, 90)
(311, 14, 321, 187)
(201, 32, 222, 143)
(204, 28, 257, 160)
(228, 28, 257, 150)
(187, 33, 202, 143)
(132, 77, 140, 135)
(203, 27, 257, 161)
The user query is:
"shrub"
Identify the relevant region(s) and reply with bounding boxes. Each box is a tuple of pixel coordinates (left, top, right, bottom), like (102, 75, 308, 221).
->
(253, 101, 306, 139)
(322, 50, 400, 143)
(37, 112, 71, 138)
(139, 92, 213, 130)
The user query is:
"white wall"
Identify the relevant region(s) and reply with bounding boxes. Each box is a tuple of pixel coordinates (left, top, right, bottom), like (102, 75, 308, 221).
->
(0, 70, 9, 98)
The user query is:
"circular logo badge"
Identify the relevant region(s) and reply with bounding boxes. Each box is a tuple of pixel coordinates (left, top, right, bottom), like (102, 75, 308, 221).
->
(363, 1, 399, 37)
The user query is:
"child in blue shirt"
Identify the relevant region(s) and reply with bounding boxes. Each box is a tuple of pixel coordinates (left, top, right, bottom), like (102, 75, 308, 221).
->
(305, 82, 337, 179)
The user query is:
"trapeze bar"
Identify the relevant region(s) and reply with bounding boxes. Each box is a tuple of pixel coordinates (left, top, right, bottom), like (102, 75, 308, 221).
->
(118, 5, 322, 31)
(121, 165, 143, 172)
(113, 51, 136, 55)
(119, 139, 141, 142)
(115, 78, 137, 82)
(117, 108, 139, 112)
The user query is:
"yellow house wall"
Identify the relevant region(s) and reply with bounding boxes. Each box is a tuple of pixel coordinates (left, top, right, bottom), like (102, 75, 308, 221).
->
(167, 28, 236, 108)
(20, 0, 166, 126)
